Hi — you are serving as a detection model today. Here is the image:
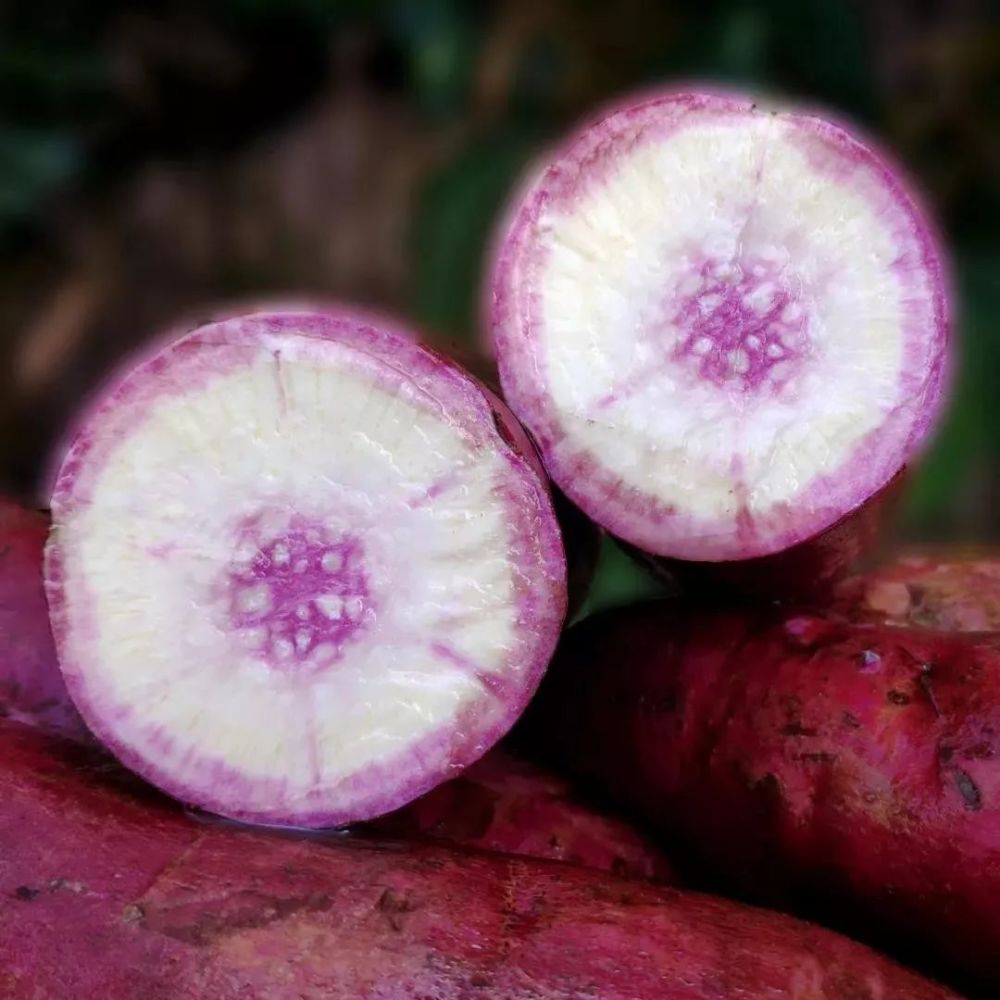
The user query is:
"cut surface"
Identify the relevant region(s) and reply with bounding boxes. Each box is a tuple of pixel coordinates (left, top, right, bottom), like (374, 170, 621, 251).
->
(47, 310, 566, 826)
(492, 91, 949, 561)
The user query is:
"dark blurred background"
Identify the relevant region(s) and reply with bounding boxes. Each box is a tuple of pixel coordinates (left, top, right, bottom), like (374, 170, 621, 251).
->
(1, 0, 997, 605)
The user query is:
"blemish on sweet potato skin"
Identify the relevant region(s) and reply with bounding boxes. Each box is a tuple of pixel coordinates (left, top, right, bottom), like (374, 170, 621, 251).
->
(375, 887, 420, 932)
(833, 550, 1000, 632)
(952, 769, 983, 811)
(0, 719, 955, 999)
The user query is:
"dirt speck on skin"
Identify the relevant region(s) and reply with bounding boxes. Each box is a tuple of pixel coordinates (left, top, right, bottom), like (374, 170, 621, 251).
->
(782, 722, 818, 737)
(952, 769, 983, 811)
(793, 752, 837, 765)
(13, 885, 39, 901)
(917, 666, 942, 717)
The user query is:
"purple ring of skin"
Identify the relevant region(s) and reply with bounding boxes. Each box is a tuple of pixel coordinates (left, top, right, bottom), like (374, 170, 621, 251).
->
(226, 513, 372, 670)
(490, 89, 951, 562)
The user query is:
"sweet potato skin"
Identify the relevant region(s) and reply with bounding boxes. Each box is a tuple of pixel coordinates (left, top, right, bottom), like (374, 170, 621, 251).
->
(525, 601, 1000, 991)
(831, 549, 1000, 630)
(373, 749, 676, 882)
(0, 499, 87, 739)
(0, 720, 953, 999)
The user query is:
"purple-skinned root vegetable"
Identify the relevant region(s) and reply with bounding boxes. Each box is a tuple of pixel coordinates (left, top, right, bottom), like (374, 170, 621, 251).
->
(0, 499, 88, 739)
(522, 598, 1000, 992)
(0, 503, 656, 881)
(0, 501, 640, 883)
(0, 513, 664, 886)
(372, 747, 677, 882)
(0, 498, 660, 883)
(45, 308, 568, 828)
(490, 89, 950, 592)
(0, 720, 956, 999)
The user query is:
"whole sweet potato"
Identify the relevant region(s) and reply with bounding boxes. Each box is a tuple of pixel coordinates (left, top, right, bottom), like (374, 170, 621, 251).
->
(524, 599, 1000, 992)
(373, 748, 676, 882)
(0, 720, 952, 999)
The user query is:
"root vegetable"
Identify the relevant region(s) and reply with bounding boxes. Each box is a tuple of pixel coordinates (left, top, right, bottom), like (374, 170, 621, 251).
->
(524, 598, 1000, 991)
(0, 501, 654, 881)
(0, 719, 955, 999)
(45, 308, 567, 828)
(490, 90, 950, 591)
(0, 499, 86, 739)
(373, 748, 676, 882)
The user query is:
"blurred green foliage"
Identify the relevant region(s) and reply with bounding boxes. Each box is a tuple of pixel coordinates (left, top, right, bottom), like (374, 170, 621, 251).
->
(902, 249, 1000, 526)
(411, 125, 541, 336)
(0, 128, 80, 222)
(385, 0, 482, 119)
(0, 14, 106, 230)
(1, 0, 996, 611)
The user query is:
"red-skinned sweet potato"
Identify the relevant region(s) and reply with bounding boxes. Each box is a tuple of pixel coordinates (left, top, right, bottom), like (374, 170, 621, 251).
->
(523, 597, 1000, 993)
(0, 719, 954, 998)
(0, 499, 87, 739)
(373, 748, 676, 882)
